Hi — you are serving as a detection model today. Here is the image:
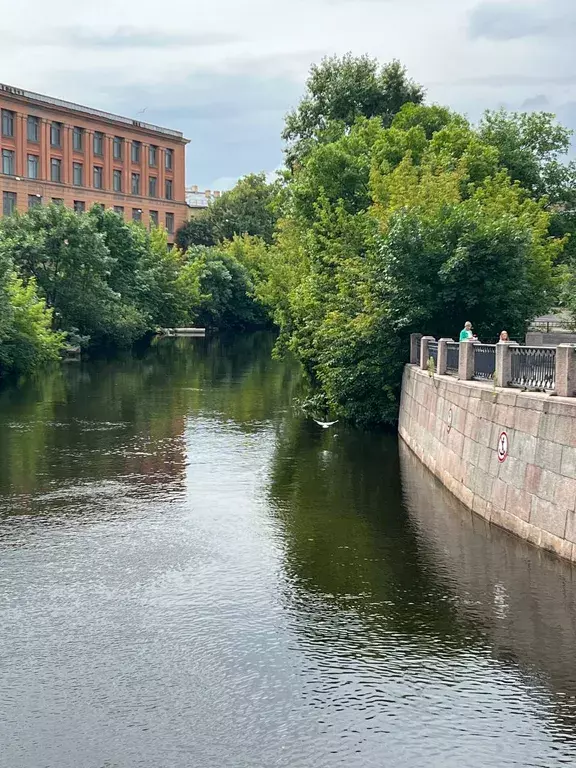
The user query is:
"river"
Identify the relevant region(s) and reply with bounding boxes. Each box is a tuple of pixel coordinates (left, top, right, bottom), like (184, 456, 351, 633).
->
(1, 333, 576, 767)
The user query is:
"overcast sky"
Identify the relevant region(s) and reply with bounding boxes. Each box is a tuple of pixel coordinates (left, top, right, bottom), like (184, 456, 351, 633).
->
(2, 0, 575, 190)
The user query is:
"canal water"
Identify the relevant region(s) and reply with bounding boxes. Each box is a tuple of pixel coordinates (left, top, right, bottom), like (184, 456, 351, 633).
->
(2, 333, 576, 768)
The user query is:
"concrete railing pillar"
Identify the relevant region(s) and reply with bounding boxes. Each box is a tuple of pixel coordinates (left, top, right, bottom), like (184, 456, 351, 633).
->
(420, 336, 435, 371)
(410, 333, 422, 365)
(458, 340, 475, 380)
(437, 338, 453, 375)
(556, 344, 576, 397)
(495, 342, 512, 388)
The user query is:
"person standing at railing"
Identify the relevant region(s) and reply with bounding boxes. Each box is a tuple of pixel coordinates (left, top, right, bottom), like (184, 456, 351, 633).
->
(499, 330, 510, 342)
(459, 321, 474, 342)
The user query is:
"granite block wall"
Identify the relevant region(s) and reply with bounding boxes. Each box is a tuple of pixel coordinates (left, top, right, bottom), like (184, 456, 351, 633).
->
(399, 365, 576, 562)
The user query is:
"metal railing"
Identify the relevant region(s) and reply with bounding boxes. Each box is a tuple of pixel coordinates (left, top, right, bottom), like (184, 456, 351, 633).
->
(446, 342, 459, 374)
(473, 344, 496, 381)
(428, 341, 438, 367)
(510, 346, 556, 391)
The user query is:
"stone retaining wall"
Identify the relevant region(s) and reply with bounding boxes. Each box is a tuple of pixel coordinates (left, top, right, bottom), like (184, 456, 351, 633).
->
(399, 364, 576, 562)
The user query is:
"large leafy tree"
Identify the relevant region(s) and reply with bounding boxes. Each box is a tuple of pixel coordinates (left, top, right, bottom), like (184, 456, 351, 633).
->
(0, 205, 115, 340)
(267, 98, 566, 425)
(282, 55, 424, 168)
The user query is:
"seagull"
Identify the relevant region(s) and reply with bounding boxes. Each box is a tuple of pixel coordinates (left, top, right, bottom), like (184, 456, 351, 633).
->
(313, 419, 339, 429)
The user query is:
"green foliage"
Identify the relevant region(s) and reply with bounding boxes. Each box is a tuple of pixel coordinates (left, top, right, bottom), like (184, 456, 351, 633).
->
(269, 74, 569, 425)
(175, 216, 216, 250)
(0, 273, 64, 376)
(0, 202, 271, 372)
(182, 246, 268, 329)
(478, 109, 576, 203)
(175, 173, 279, 249)
(282, 55, 424, 168)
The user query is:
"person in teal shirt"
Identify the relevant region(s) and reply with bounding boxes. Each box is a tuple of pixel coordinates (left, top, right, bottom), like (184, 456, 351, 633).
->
(459, 321, 473, 341)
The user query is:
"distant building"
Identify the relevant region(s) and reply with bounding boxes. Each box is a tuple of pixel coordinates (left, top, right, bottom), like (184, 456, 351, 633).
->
(0, 82, 189, 242)
(186, 185, 221, 218)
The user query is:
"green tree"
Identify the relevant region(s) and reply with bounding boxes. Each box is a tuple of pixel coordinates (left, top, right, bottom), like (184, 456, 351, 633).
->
(271, 90, 566, 425)
(0, 273, 64, 375)
(0, 204, 143, 347)
(282, 55, 424, 168)
(478, 109, 576, 203)
(175, 173, 279, 250)
(182, 246, 268, 329)
(175, 216, 216, 250)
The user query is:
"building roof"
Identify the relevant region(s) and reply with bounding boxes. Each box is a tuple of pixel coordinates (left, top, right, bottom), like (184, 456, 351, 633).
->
(0, 82, 187, 141)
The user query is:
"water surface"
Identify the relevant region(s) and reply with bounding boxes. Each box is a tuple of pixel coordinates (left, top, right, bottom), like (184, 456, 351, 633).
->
(1, 333, 576, 767)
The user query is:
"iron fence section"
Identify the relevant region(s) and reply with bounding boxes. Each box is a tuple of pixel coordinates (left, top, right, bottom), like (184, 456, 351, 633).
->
(473, 344, 496, 381)
(446, 342, 459, 374)
(428, 341, 438, 368)
(510, 346, 556, 390)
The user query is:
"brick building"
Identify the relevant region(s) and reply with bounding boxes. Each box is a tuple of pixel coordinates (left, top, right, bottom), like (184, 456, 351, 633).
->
(0, 83, 188, 242)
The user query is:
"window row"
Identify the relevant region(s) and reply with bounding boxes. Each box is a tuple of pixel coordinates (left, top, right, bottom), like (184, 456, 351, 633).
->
(1, 110, 174, 169)
(2, 191, 175, 233)
(2, 150, 174, 198)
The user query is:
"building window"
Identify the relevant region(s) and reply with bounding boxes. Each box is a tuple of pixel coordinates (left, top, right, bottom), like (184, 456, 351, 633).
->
(27, 154, 39, 179)
(73, 200, 85, 213)
(52, 198, 64, 205)
(73, 127, 84, 151)
(165, 212, 174, 234)
(2, 191, 16, 216)
(113, 205, 124, 217)
(113, 169, 122, 192)
(149, 145, 158, 167)
(132, 208, 142, 222)
(150, 210, 158, 227)
(93, 131, 104, 156)
(149, 176, 157, 197)
(27, 116, 40, 142)
(165, 148, 173, 170)
(1, 109, 14, 138)
(51, 121, 62, 148)
(165, 179, 173, 200)
(73, 162, 83, 186)
(131, 173, 140, 195)
(131, 141, 141, 163)
(93, 165, 103, 189)
(113, 136, 123, 160)
(51, 158, 62, 183)
(28, 194, 42, 209)
(2, 149, 15, 176)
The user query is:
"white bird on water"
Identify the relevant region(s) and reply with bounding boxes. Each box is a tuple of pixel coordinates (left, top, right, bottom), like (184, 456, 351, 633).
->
(313, 419, 339, 429)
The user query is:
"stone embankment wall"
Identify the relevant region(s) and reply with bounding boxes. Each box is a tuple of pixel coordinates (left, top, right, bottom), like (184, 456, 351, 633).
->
(526, 331, 576, 347)
(399, 364, 576, 562)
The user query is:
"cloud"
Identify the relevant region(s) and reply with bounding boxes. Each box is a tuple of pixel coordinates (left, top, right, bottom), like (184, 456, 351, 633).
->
(521, 95, 549, 110)
(53, 67, 302, 188)
(469, 0, 576, 41)
(5, 26, 236, 49)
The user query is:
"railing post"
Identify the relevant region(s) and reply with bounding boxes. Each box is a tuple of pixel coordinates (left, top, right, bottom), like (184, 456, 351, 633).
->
(495, 342, 512, 388)
(410, 333, 422, 364)
(420, 336, 435, 371)
(556, 344, 576, 397)
(437, 338, 452, 375)
(458, 340, 475, 380)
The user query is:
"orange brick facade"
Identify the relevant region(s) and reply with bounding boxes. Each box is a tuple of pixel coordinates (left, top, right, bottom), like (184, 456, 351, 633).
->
(0, 83, 188, 242)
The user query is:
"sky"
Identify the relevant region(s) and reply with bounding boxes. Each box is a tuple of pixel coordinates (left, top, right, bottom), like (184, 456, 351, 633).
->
(1, 0, 575, 190)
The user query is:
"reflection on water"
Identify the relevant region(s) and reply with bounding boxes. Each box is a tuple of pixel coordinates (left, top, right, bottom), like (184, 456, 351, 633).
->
(1, 333, 576, 767)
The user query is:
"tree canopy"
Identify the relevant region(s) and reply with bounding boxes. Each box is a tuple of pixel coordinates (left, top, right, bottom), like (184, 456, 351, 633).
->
(282, 55, 424, 168)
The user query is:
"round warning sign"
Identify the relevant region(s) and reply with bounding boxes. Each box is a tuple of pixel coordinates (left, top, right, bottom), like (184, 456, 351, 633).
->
(447, 408, 453, 433)
(497, 431, 509, 463)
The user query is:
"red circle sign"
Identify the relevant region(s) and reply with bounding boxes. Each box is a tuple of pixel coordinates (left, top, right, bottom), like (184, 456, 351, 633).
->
(497, 431, 509, 463)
